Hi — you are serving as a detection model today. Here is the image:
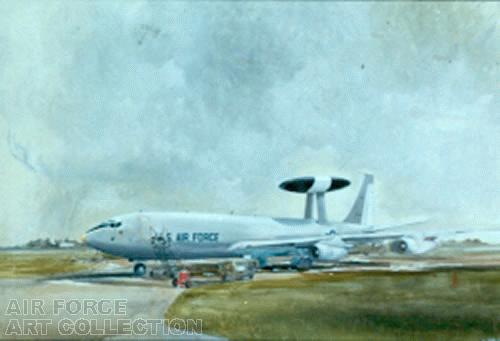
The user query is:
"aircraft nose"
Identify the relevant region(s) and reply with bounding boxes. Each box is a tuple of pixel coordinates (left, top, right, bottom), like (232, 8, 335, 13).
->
(82, 229, 108, 251)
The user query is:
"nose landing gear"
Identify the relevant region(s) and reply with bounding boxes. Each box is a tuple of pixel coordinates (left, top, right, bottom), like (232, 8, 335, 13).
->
(133, 263, 146, 276)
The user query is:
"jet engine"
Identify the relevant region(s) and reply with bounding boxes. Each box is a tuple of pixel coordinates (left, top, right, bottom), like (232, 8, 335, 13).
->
(390, 236, 438, 255)
(312, 241, 348, 261)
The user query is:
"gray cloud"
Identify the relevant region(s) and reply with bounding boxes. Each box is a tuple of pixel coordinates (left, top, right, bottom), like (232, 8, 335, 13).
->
(0, 2, 498, 245)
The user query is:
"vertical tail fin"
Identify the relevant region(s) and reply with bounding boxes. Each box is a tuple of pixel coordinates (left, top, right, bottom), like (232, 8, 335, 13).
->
(343, 174, 374, 225)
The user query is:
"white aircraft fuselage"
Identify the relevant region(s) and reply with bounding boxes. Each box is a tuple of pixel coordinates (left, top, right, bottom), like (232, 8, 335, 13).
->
(84, 211, 351, 261)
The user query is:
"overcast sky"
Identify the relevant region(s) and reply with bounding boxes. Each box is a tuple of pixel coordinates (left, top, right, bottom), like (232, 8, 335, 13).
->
(0, 2, 498, 245)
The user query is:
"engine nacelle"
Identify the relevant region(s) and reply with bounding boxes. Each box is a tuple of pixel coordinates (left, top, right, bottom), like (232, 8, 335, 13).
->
(312, 241, 348, 261)
(390, 236, 438, 255)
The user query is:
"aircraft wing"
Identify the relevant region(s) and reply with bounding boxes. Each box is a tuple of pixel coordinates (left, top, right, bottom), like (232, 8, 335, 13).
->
(366, 219, 429, 232)
(341, 231, 407, 244)
(228, 235, 334, 251)
(339, 221, 431, 243)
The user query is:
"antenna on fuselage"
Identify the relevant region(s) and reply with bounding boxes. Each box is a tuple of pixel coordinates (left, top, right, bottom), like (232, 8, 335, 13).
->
(279, 176, 351, 224)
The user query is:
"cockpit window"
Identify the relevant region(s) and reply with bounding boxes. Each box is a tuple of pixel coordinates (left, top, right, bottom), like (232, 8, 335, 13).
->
(87, 220, 122, 233)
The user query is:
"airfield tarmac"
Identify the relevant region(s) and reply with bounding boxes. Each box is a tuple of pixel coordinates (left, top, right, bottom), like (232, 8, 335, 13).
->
(0, 275, 228, 340)
(1, 247, 500, 340)
(0, 250, 224, 340)
(0, 277, 180, 340)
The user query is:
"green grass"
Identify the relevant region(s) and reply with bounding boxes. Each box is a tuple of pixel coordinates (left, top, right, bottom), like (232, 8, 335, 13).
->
(166, 270, 500, 340)
(0, 249, 100, 278)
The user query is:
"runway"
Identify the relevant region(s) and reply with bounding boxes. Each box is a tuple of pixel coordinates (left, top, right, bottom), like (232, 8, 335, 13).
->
(0, 273, 224, 340)
(3, 246, 500, 339)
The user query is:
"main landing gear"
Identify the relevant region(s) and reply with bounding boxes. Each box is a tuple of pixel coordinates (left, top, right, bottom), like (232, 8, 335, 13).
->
(292, 257, 313, 271)
(291, 249, 314, 271)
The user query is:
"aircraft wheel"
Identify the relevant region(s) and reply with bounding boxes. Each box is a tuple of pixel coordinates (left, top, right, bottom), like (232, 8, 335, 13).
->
(295, 258, 313, 271)
(185, 280, 192, 288)
(134, 263, 146, 276)
(172, 278, 178, 287)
